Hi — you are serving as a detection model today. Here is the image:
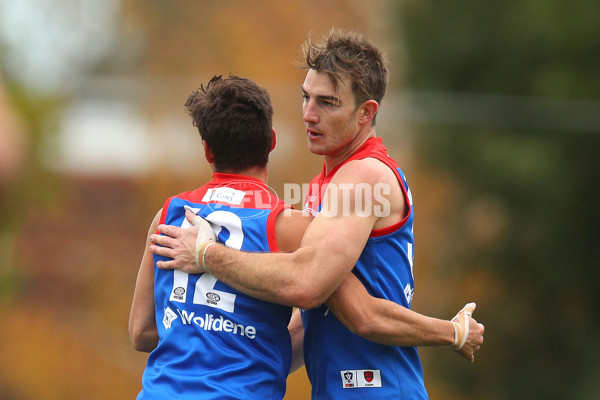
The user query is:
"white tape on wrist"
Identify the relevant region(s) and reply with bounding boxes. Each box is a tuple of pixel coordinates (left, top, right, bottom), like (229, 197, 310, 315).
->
(198, 241, 216, 272)
(184, 205, 216, 272)
(450, 302, 475, 350)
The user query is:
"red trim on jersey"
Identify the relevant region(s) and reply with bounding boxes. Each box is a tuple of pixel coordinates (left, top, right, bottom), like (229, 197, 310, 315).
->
(266, 202, 291, 252)
(369, 154, 412, 238)
(170, 172, 291, 251)
(305, 137, 411, 238)
(203, 172, 280, 209)
(157, 196, 175, 234)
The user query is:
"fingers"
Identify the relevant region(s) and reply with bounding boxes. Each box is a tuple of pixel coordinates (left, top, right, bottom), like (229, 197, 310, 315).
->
(451, 302, 484, 352)
(455, 316, 484, 362)
(149, 242, 175, 259)
(150, 232, 174, 246)
(156, 223, 184, 238)
(463, 302, 476, 316)
(155, 259, 174, 270)
(149, 228, 180, 259)
(184, 206, 202, 228)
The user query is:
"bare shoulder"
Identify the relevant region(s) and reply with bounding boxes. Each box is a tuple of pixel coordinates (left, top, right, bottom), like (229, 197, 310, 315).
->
(330, 158, 405, 228)
(275, 209, 313, 253)
(145, 208, 163, 240)
(331, 157, 398, 186)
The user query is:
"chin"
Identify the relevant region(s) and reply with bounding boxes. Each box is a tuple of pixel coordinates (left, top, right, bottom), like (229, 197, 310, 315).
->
(307, 142, 328, 156)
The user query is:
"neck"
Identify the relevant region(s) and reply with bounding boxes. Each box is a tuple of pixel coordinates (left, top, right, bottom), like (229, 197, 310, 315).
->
(324, 127, 376, 174)
(214, 166, 268, 184)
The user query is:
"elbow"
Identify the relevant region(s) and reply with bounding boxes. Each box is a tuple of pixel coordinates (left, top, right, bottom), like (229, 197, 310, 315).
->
(129, 325, 157, 353)
(135, 343, 155, 353)
(334, 304, 379, 340)
(288, 285, 330, 310)
(131, 335, 155, 353)
(344, 312, 376, 338)
(283, 249, 333, 309)
(129, 327, 143, 351)
(351, 321, 377, 339)
(131, 335, 146, 352)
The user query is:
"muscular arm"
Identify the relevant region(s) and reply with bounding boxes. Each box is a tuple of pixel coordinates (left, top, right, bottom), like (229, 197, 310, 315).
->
(326, 275, 455, 347)
(153, 162, 383, 309)
(150, 162, 484, 360)
(275, 208, 483, 361)
(128, 210, 161, 352)
(327, 281, 484, 360)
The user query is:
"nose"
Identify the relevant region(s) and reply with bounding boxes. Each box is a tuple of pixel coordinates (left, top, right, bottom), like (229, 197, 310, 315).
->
(302, 99, 319, 124)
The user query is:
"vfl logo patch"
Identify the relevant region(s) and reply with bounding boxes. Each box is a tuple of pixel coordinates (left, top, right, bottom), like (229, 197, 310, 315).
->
(340, 369, 382, 389)
(343, 371, 354, 388)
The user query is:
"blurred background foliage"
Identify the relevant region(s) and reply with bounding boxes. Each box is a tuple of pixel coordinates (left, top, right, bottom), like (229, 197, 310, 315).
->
(396, 1, 600, 399)
(0, 0, 598, 399)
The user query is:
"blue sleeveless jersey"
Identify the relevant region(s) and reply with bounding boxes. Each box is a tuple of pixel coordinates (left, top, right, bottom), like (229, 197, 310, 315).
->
(302, 138, 428, 400)
(138, 173, 292, 400)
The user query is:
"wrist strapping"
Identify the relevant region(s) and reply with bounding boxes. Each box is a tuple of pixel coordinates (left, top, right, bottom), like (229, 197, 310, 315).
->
(450, 303, 474, 350)
(197, 240, 216, 272)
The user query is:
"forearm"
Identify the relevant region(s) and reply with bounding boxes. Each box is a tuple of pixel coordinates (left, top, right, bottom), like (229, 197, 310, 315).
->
(204, 243, 338, 309)
(349, 299, 454, 347)
(326, 274, 454, 347)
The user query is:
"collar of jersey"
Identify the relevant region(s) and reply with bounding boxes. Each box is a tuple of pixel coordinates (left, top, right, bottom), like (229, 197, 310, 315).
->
(210, 172, 267, 188)
(320, 136, 384, 181)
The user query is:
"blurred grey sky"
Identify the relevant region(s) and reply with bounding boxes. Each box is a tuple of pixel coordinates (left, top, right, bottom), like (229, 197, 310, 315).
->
(0, 0, 121, 93)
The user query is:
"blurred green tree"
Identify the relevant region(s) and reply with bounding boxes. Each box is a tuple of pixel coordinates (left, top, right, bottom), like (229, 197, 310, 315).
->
(396, 1, 600, 399)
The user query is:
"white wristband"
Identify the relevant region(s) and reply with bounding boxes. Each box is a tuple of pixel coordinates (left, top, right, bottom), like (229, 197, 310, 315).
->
(198, 241, 217, 272)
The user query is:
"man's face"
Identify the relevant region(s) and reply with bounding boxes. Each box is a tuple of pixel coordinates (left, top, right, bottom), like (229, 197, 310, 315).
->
(301, 69, 361, 157)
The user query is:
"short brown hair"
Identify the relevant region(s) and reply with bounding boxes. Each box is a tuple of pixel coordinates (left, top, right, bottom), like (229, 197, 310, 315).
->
(185, 75, 273, 171)
(299, 28, 388, 114)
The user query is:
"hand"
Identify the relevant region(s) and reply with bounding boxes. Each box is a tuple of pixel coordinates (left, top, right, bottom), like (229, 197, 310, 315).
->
(450, 302, 485, 362)
(149, 207, 215, 274)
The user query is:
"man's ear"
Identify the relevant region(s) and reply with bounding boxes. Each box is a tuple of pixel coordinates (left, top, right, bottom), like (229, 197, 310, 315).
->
(270, 128, 277, 152)
(203, 140, 215, 164)
(358, 100, 379, 125)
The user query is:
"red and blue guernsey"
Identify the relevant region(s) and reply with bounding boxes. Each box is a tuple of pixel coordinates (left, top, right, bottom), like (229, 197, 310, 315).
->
(301, 137, 428, 400)
(138, 173, 292, 400)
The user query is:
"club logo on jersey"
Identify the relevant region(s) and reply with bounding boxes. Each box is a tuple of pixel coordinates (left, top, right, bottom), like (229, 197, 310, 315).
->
(163, 306, 178, 330)
(340, 369, 382, 389)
